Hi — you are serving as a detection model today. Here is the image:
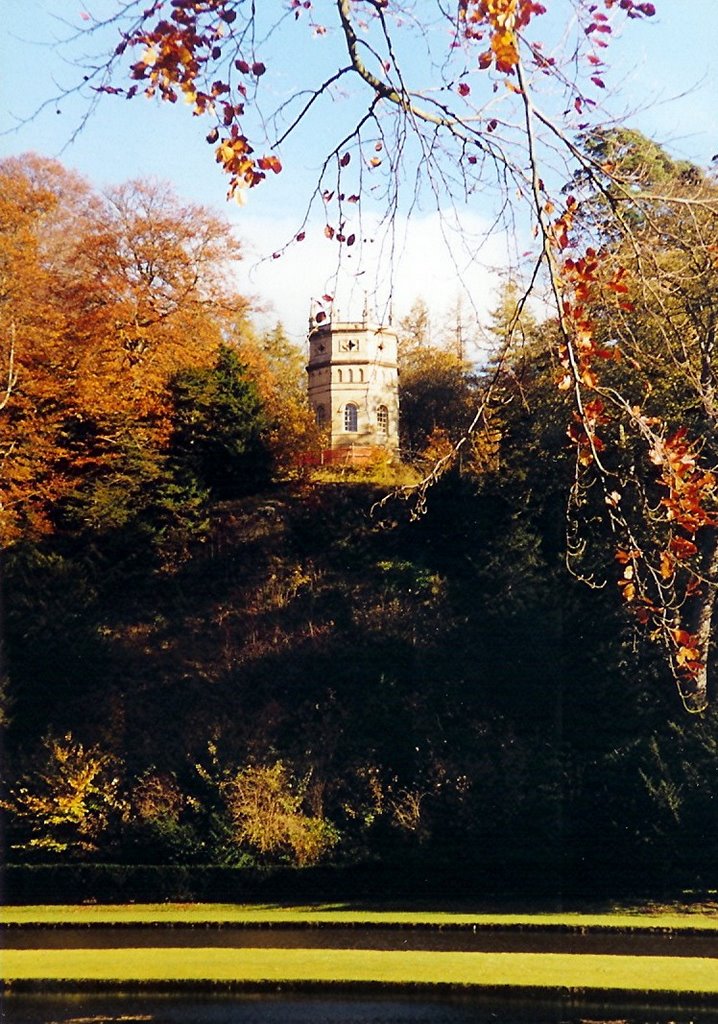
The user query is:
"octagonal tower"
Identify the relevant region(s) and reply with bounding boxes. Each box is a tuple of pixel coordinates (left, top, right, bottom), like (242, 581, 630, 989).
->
(306, 313, 399, 452)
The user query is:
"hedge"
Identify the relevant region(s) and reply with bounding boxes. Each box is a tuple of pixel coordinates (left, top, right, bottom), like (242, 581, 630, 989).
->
(1, 853, 694, 905)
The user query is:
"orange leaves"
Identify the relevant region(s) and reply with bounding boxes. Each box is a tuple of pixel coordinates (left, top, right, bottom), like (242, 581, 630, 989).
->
(458, 0, 650, 77)
(257, 155, 282, 175)
(615, 548, 641, 602)
(121, 3, 280, 202)
(554, 235, 622, 467)
(459, 0, 546, 74)
(550, 196, 577, 251)
(613, 547, 704, 683)
(215, 132, 282, 202)
(669, 535, 698, 560)
(567, 398, 608, 465)
(654, 431, 718, 535)
(215, 135, 258, 202)
(671, 629, 703, 677)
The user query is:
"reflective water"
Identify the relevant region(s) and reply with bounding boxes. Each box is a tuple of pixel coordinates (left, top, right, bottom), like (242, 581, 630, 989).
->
(2, 993, 715, 1024)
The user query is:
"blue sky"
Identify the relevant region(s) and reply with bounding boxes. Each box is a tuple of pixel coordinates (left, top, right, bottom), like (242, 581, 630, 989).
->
(2, 1, 717, 344)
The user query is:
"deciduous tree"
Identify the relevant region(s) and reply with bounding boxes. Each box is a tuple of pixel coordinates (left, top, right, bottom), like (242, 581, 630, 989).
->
(2, 734, 127, 856)
(0, 155, 249, 544)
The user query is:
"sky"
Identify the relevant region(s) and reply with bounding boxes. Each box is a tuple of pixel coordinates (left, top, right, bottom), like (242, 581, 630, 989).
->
(1, 1, 717, 348)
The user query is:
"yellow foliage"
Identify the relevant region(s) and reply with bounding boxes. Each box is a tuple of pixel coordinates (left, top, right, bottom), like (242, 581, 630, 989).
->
(3, 734, 126, 854)
(222, 761, 338, 866)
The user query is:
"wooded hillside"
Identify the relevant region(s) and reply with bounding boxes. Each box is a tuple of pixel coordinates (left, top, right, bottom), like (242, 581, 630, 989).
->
(2, 151, 718, 899)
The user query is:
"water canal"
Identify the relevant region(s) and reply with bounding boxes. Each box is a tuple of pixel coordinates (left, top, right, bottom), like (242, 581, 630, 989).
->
(2, 992, 717, 1024)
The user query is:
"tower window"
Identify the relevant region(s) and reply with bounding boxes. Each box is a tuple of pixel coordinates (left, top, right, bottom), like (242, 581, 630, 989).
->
(377, 405, 389, 434)
(315, 404, 326, 427)
(344, 403, 358, 432)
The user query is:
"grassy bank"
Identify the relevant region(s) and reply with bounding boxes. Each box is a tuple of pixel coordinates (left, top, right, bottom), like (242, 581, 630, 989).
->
(2, 947, 718, 995)
(3, 904, 718, 996)
(3, 902, 718, 930)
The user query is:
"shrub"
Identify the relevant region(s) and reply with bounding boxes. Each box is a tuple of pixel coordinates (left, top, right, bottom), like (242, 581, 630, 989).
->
(222, 761, 339, 866)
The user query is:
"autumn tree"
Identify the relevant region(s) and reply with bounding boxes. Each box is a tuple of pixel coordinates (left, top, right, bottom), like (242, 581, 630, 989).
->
(65, 176, 247, 422)
(0, 155, 249, 545)
(231, 321, 321, 474)
(395, 298, 481, 462)
(399, 346, 479, 462)
(561, 133, 718, 710)
(221, 761, 339, 867)
(2, 734, 127, 857)
(0, 156, 91, 540)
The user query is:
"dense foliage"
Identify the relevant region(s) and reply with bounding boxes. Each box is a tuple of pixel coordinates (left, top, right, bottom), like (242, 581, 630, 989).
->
(4, 443, 718, 893)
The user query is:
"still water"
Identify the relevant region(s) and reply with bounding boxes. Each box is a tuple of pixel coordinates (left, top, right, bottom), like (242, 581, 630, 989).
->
(2, 993, 716, 1024)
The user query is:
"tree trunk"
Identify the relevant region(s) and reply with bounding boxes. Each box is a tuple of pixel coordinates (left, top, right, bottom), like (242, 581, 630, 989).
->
(677, 528, 718, 712)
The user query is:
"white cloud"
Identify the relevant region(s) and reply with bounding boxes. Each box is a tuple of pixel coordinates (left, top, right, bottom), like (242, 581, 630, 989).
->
(232, 208, 508, 352)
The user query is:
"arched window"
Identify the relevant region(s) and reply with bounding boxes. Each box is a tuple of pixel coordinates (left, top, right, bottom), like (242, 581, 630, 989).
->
(337, 368, 343, 383)
(315, 404, 326, 427)
(358, 368, 364, 383)
(347, 368, 354, 383)
(344, 403, 358, 432)
(377, 405, 389, 435)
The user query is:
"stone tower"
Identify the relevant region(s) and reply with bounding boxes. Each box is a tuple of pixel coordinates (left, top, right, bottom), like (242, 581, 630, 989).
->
(306, 311, 399, 453)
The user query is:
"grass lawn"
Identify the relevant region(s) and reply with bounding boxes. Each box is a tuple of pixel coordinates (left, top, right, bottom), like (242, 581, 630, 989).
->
(3, 903, 717, 995)
(2, 947, 718, 994)
(3, 902, 718, 929)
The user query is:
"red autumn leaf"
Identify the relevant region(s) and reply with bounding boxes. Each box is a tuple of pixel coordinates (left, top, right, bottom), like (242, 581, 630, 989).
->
(340, 152, 351, 167)
(670, 536, 698, 559)
(659, 551, 673, 578)
(252, 61, 266, 76)
(296, 231, 305, 242)
(257, 155, 282, 174)
(457, 82, 471, 96)
(615, 548, 641, 564)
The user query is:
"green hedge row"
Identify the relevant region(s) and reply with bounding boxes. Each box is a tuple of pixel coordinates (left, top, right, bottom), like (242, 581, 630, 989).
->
(1, 855, 691, 905)
(2, 861, 460, 905)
